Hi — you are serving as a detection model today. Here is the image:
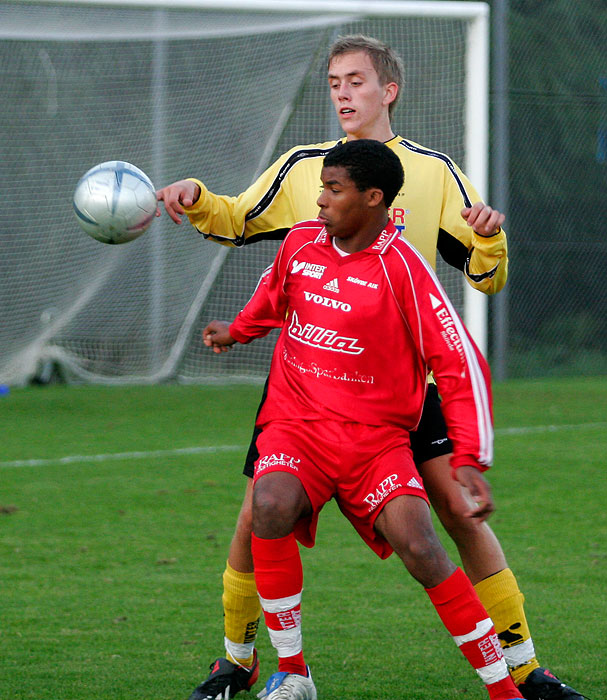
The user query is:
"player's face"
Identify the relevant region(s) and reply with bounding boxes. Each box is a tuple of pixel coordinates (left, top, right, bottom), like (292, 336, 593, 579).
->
(317, 166, 370, 239)
(328, 51, 397, 139)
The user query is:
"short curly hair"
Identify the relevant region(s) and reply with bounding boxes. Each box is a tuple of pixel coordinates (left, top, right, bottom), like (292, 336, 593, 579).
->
(323, 140, 404, 207)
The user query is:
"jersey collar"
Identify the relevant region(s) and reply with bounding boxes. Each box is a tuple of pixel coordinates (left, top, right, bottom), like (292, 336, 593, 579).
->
(314, 219, 400, 255)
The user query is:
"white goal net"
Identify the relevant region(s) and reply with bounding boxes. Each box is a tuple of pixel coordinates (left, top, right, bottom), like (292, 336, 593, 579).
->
(0, 0, 488, 385)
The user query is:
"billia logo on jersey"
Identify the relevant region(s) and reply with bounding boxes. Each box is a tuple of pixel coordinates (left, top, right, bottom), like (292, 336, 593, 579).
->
(287, 310, 364, 354)
(303, 291, 351, 312)
(256, 452, 301, 475)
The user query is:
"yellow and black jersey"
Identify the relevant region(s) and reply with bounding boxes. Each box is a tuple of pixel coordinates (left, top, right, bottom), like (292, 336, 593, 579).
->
(185, 135, 507, 294)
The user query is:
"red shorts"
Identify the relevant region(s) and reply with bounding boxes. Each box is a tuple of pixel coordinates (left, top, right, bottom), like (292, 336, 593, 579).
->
(254, 419, 429, 559)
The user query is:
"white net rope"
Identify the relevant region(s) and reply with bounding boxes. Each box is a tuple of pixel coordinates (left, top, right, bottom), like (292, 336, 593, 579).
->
(0, 2, 471, 384)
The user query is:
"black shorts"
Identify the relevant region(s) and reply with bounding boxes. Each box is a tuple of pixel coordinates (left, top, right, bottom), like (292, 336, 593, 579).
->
(242, 383, 452, 477)
(408, 383, 453, 465)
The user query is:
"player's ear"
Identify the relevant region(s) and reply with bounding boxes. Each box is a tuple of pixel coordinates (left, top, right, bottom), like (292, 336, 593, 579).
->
(366, 187, 385, 208)
(383, 81, 398, 108)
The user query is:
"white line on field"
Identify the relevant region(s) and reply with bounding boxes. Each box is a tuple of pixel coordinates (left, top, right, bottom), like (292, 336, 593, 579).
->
(0, 445, 246, 469)
(1, 422, 606, 469)
(494, 421, 607, 436)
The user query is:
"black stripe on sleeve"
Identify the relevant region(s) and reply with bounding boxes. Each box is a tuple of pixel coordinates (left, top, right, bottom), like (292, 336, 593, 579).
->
(437, 228, 468, 271)
(199, 144, 339, 246)
(244, 144, 339, 222)
(437, 229, 499, 281)
(464, 256, 499, 282)
(200, 226, 292, 247)
(400, 139, 473, 208)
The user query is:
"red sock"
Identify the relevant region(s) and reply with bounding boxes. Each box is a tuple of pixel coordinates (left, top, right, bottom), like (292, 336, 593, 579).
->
(252, 533, 306, 676)
(426, 568, 522, 700)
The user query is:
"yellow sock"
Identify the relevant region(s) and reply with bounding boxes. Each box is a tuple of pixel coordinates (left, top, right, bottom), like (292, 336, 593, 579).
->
(474, 568, 540, 685)
(222, 562, 261, 667)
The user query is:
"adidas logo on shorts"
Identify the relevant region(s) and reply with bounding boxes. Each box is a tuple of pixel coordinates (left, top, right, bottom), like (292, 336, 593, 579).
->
(407, 476, 423, 490)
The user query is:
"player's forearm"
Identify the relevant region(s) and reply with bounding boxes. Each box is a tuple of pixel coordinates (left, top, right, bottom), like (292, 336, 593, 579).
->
(183, 178, 247, 246)
(464, 228, 508, 295)
(229, 314, 282, 344)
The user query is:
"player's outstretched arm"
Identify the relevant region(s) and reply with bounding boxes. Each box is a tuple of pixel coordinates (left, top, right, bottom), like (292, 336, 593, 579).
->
(203, 320, 235, 353)
(461, 201, 505, 238)
(453, 465, 495, 522)
(156, 179, 202, 224)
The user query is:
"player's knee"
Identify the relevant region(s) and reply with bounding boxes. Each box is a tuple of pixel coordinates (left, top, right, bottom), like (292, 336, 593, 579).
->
(392, 529, 453, 587)
(252, 474, 305, 538)
(379, 504, 444, 566)
(396, 524, 444, 563)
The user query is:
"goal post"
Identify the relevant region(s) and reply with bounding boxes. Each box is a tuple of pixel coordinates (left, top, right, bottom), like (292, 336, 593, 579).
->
(0, 0, 489, 385)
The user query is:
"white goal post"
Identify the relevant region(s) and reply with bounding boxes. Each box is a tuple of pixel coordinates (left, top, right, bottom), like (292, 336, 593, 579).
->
(0, 0, 489, 384)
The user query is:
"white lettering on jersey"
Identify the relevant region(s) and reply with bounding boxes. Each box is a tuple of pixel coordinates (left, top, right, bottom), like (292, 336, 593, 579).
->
(287, 310, 364, 354)
(282, 348, 375, 385)
(291, 259, 326, 279)
(303, 291, 351, 312)
(346, 275, 378, 290)
(370, 228, 393, 251)
(431, 293, 466, 366)
(363, 473, 402, 512)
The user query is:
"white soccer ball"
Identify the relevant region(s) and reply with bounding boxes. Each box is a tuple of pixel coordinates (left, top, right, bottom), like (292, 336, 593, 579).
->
(73, 161, 157, 244)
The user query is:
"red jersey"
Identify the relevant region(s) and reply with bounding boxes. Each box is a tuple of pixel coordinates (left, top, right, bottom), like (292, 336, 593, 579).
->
(229, 220, 493, 471)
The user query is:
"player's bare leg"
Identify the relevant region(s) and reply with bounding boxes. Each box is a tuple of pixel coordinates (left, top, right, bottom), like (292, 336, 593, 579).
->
(227, 478, 255, 574)
(374, 496, 523, 700)
(419, 455, 585, 699)
(187, 481, 259, 700)
(420, 454, 507, 583)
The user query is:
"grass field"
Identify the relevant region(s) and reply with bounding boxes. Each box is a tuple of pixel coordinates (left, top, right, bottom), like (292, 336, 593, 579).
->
(1, 376, 606, 699)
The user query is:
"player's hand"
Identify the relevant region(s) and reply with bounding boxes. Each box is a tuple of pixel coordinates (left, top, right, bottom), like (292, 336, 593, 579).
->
(453, 465, 495, 521)
(203, 320, 236, 353)
(156, 180, 201, 224)
(461, 202, 505, 237)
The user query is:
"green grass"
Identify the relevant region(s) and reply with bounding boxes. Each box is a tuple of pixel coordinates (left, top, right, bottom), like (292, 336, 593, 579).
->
(1, 377, 606, 699)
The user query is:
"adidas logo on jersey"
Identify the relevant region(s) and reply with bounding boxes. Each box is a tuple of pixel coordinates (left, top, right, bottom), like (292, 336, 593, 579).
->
(323, 277, 340, 293)
(407, 477, 423, 490)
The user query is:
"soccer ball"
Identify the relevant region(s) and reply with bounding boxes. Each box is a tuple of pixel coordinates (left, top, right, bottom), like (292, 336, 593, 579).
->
(73, 161, 157, 244)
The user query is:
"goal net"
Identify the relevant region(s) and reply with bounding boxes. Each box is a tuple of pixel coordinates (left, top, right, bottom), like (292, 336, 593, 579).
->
(0, 0, 488, 385)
